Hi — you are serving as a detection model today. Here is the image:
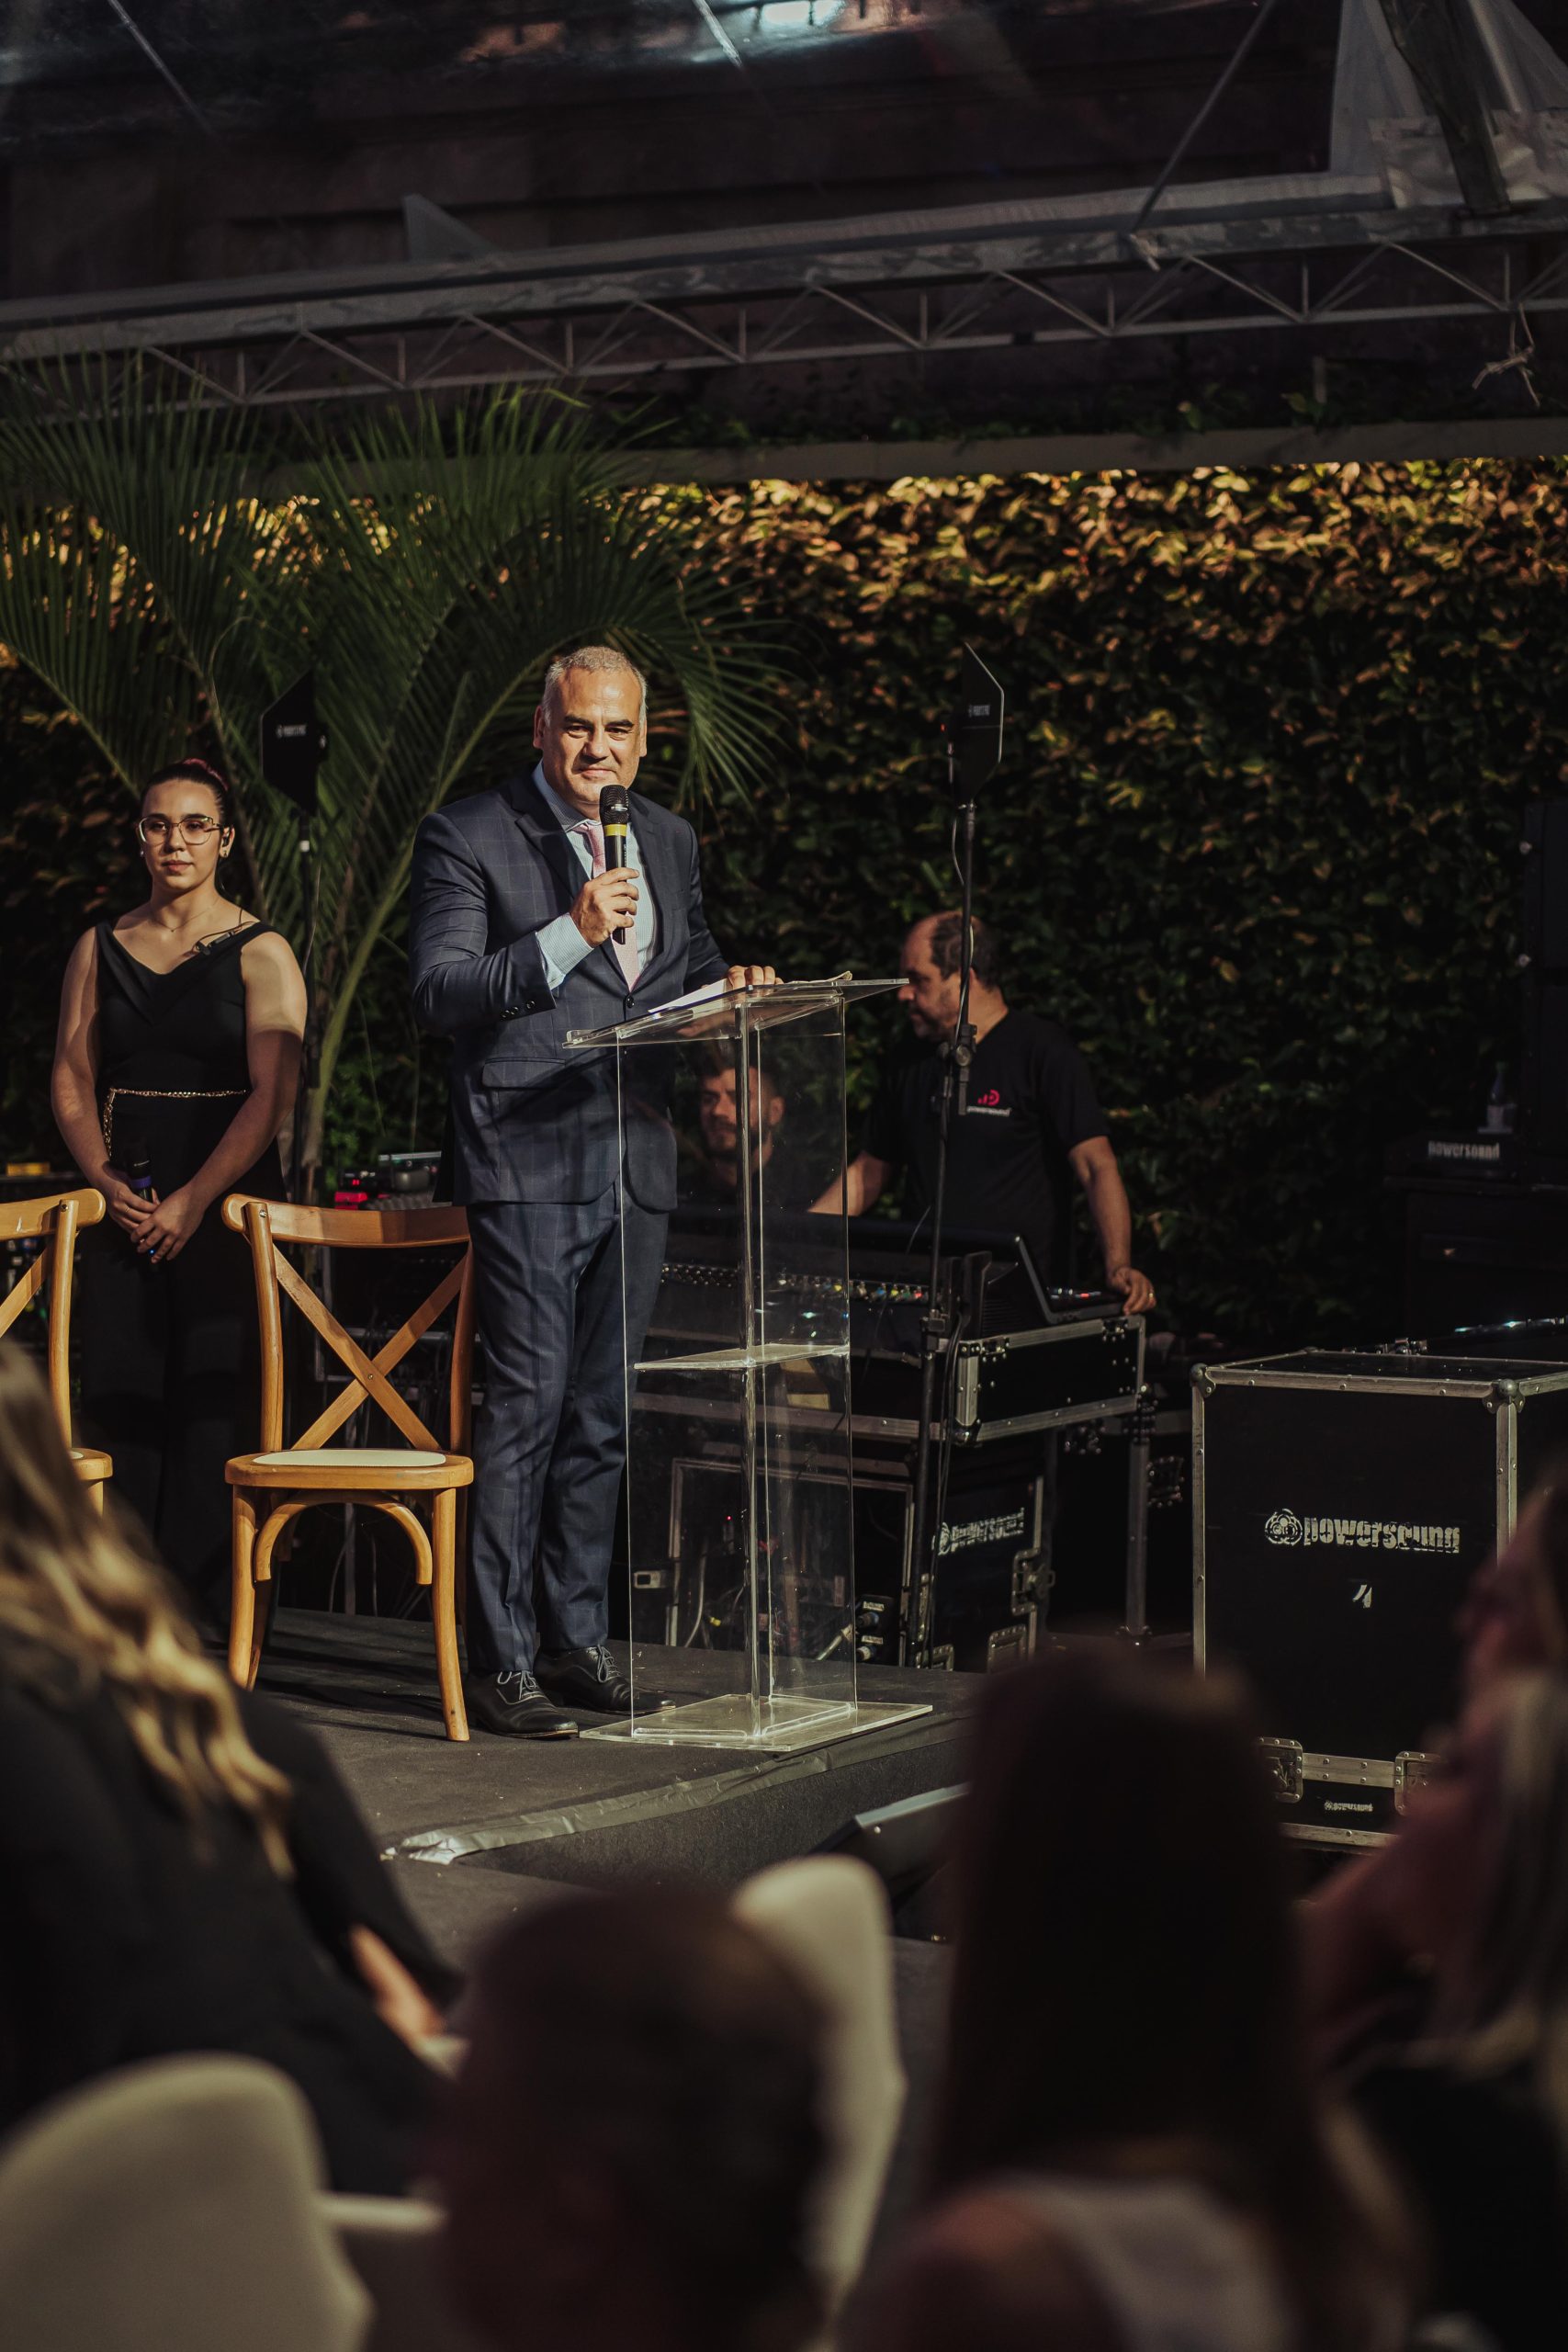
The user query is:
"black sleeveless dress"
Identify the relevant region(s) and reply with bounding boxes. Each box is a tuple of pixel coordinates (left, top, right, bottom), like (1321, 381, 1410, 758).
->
(80, 921, 286, 1617)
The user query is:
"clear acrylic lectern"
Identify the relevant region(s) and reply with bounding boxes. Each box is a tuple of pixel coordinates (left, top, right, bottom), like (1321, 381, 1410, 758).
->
(566, 977, 931, 1750)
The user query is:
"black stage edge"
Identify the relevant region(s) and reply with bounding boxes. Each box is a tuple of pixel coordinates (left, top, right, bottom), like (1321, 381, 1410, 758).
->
(259, 1611, 974, 1966)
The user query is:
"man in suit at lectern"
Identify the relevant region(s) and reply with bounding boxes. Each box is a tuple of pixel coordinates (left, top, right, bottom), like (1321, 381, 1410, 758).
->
(410, 648, 775, 1736)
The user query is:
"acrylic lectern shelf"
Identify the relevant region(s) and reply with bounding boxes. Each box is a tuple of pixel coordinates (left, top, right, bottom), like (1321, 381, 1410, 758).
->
(581, 1692, 930, 1752)
(565, 975, 897, 1051)
(634, 1339, 852, 1376)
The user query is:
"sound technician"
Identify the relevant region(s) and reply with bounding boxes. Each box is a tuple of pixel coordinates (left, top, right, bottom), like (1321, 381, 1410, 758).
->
(818, 912, 1156, 1315)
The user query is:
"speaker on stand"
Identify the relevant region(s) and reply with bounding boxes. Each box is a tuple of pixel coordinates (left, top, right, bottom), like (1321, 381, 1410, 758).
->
(1386, 800, 1568, 1334)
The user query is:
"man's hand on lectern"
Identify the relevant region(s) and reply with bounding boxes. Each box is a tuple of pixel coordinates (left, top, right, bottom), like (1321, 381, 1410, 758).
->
(725, 964, 778, 990)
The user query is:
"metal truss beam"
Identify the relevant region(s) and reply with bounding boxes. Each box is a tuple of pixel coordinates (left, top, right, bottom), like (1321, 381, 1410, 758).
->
(1, 189, 1565, 410)
(626, 412, 1568, 485)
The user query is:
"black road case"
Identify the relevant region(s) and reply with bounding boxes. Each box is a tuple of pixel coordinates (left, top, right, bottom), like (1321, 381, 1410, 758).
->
(624, 1422, 1047, 1675)
(1194, 1345, 1568, 1849)
(952, 1316, 1145, 1442)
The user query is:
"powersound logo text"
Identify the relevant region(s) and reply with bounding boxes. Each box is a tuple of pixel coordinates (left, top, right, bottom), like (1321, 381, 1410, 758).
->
(1263, 1507, 1460, 1554)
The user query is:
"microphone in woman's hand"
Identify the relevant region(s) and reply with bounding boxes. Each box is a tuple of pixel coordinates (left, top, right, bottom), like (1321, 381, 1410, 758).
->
(124, 1155, 158, 1258)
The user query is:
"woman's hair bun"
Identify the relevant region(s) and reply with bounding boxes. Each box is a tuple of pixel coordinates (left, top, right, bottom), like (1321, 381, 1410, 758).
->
(143, 758, 235, 829)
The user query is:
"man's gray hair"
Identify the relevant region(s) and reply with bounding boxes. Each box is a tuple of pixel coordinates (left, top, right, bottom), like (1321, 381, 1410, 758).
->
(542, 645, 649, 716)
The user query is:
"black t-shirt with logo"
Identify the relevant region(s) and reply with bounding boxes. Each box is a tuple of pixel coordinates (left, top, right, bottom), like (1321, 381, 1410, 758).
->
(863, 1011, 1107, 1281)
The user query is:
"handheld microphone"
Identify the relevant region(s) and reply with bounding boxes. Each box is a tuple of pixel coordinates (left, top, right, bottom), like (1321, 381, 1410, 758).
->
(599, 784, 631, 947)
(123, 1152, 159, 1263)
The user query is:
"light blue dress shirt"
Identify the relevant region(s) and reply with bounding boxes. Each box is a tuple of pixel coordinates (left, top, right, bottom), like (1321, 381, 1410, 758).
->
(532, 763, 660, 994)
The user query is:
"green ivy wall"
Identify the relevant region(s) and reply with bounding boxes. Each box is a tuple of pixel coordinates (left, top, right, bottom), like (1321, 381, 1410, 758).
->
(683, 460, 1568, 1344)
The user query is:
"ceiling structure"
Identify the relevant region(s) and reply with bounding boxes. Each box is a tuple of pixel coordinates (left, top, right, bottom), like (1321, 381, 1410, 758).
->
(0, 1, 1565, 442)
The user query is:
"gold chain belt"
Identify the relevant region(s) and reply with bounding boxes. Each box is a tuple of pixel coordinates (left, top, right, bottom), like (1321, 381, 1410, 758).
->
(101, 1085, 246, 1164)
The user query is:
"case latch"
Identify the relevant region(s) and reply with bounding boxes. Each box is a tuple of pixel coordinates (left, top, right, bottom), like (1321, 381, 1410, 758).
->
(1010, 1546, 1049, 1616)
(1259, 1736, 1303, 1803)
(1393, 1751, 1434, 1814)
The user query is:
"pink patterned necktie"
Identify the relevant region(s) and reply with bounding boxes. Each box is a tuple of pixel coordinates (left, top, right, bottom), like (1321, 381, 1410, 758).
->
(580, 820, 640, 990)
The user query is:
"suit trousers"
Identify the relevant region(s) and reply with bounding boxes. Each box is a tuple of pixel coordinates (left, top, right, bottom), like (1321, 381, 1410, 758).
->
(465, 1187, 668, 1678)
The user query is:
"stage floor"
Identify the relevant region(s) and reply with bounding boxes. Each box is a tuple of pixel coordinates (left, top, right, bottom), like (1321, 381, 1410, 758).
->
(259, 1611, 975, 1967)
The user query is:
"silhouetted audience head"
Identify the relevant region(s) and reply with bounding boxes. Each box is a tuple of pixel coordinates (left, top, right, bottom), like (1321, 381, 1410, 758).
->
(0, 1341, 290, 1870)
(1305, 1670, 1568, 2348)
(1403, 1673, 1568, 2095)
(434, 1888, 827, 2352)
(930, 1650, 1403, 2349)
(1460, 1466, 1568, 1693)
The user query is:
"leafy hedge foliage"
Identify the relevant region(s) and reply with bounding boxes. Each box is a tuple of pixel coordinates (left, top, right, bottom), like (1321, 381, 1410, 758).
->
(6, 459, 1566, 1348)
(682, 460, 1568, 1344)
(0, 653, 137, 1155)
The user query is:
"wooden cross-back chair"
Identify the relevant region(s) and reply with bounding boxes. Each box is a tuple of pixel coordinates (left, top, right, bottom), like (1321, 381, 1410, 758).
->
(222, 1196, 476, 1741)
(0, 1188, 112, 1509)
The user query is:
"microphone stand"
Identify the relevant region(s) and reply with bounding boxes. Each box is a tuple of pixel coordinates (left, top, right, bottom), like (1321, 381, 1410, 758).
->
(260, 673, 327, 1205)
(907, 760, 978, 1662)
(288, 817, 319, 1205)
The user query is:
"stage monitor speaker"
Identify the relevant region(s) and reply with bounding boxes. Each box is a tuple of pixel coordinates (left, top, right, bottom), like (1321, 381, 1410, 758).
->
(1523, 977, 1568, 1156)
(814, 1783, 964, 1936)
(1400, 1182, 1568, 1332)
(1517, 802, 1568, 1154)
(1523, 800, 1568, 974)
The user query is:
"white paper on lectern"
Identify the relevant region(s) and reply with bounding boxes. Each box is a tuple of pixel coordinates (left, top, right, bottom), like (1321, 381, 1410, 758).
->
(652, 969, 856, 1016)
(649, 977, 729, 1015)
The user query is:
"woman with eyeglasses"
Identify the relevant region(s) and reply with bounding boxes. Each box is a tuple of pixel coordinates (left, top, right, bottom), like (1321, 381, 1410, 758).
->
(51, 760, 305, 1624)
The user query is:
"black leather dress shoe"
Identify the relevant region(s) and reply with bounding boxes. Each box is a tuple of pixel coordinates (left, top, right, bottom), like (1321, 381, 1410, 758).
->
(535, 1644, 660, 1716)
(465, 1672, 580, 1738)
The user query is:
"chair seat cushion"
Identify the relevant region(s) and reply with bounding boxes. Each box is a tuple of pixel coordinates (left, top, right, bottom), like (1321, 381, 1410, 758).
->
(252, 1450, 447, 1469)
(227, 1449, 472, 1490)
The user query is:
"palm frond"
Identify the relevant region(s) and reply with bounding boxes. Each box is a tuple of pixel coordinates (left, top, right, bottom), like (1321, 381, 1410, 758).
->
(0, 500, 199, 785)
(0, 373, 792, 1182)
(0, 360, 298, 912)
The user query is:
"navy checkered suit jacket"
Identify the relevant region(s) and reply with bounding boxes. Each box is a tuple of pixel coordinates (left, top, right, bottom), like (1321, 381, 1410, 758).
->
(409, 771, 728, 1206)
